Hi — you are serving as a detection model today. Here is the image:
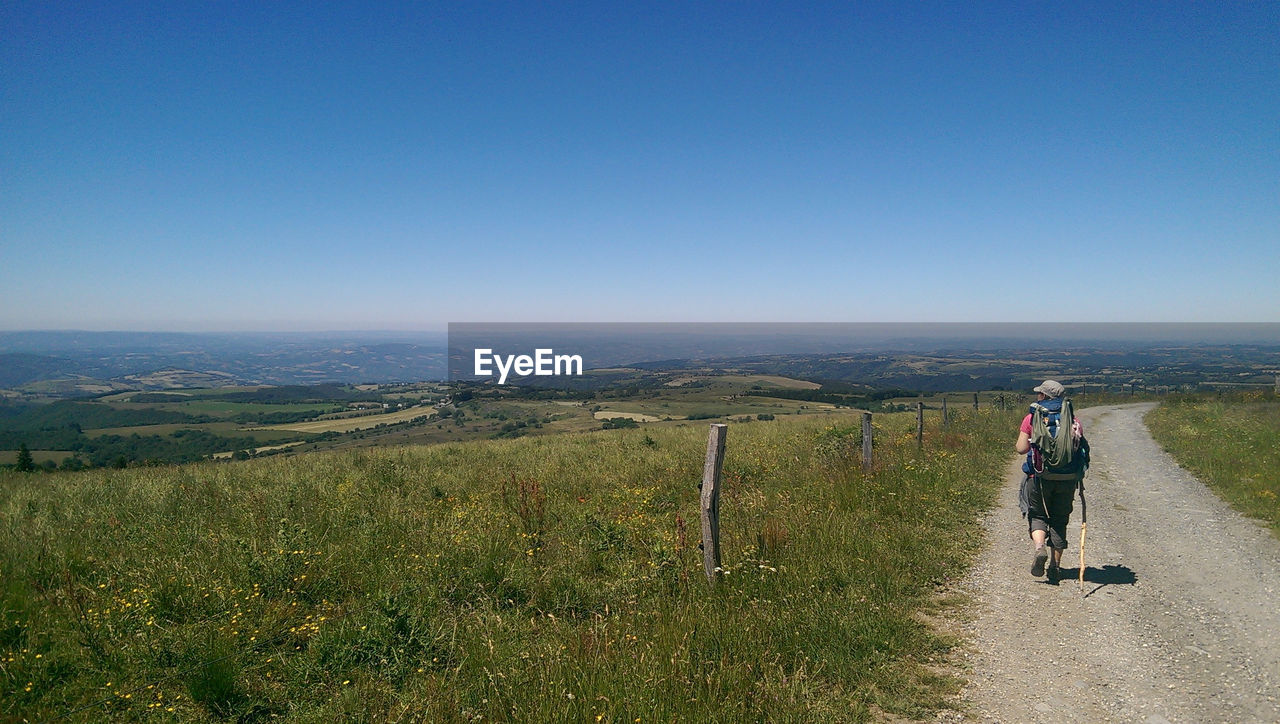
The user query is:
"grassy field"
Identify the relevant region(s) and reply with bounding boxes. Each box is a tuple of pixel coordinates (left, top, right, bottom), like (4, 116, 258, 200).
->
(590, 397, 830, 421)
(211, 442, 308, 460)
(1146, 392, 1280, 537)
(132, 401, 339, 418)
(0, 449, 76, 466)
(1, 406, 1013, 722)
(83, 423, 304, 443)
(591, 411, 665, 422)
(256, 406, 436, 434)
(663, 374, 821, 390)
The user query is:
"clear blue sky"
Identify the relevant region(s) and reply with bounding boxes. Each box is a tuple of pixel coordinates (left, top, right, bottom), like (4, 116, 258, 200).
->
(3, 2, 1277, 331)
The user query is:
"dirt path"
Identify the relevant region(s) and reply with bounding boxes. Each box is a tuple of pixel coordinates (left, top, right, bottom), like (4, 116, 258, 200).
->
(949, 403, 1280, 723)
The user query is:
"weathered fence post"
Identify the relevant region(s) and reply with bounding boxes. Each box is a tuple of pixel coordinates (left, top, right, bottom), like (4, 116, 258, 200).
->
(941, 397, 949, 428)
(861, 412, 873, 472)
(916, 402, 924, 447)
(972, 393, 979, 411)
(700, 423, 727, 585)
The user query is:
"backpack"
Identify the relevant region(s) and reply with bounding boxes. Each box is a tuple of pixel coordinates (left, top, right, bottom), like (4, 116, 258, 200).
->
(1030, 397, 1088, 480)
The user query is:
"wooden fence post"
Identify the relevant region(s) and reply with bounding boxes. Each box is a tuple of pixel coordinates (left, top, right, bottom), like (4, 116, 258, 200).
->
(700, 424, 727, 585)
(972, 393, 979, 411)
(941, 397, 949, 428)
(861, 412, 873, 472)
(916, 402, 924, 447)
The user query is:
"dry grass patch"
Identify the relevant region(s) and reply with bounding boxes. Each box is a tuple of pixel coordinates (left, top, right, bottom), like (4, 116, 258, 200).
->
(256, 406, 435, 433)
(210, 441, 306, 459)
(592, 410, 665, 422)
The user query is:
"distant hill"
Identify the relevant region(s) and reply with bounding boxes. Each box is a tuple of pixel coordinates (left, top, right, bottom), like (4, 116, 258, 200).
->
(0, 353, 82, 387)
(555, 345, 1280, 393)
(4, 327, 1278, 400)
(0, 331, 448, 398)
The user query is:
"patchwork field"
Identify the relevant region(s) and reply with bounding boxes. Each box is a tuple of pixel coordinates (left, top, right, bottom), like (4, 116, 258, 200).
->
(592, 410, 664, 422)
(663, 374, 820, 389)
(210, 441, 308, 459)
(256, 406, 437, 433)
(0, 368, 1121, 471)
(83, 423, 300, 442)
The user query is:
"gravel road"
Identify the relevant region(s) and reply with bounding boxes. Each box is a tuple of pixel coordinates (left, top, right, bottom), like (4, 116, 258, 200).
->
(950, 403, 1280, 723)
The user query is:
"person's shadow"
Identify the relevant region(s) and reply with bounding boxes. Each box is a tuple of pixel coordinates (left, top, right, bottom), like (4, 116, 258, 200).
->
(1046, 564, 1137, 596)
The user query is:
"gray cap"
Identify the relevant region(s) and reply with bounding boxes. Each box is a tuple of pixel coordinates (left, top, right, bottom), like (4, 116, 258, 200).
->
(1034, 380, 1065, 398)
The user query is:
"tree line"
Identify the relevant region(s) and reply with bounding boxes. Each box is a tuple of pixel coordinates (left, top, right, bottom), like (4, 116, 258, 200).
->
(5, 428, 266, 470)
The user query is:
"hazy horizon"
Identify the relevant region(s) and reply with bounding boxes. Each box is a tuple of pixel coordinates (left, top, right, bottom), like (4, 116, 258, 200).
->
(7, 323, 1280, 347)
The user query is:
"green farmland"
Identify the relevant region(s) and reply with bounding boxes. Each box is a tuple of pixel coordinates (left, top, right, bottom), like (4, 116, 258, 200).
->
(0, 371, 1040, 469)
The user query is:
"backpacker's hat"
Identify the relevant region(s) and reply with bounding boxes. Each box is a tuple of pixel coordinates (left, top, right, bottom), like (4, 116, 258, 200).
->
(1034, 380, 1065, 398)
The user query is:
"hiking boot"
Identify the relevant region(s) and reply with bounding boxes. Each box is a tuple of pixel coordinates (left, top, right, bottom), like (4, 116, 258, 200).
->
(1046, 562, 1060, 584)
(1030, 547, 1048, 577)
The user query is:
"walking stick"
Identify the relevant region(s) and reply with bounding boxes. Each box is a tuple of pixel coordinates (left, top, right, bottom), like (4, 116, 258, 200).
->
(1078, 479, 1087, 592)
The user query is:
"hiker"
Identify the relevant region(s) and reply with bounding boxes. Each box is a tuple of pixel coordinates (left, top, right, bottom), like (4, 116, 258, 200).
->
(1014, 380, 1087, 583)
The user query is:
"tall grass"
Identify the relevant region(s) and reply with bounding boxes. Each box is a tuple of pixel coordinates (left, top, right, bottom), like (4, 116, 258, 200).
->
(1146, 392, 1280, 537)
(2, 409, 1014, 722)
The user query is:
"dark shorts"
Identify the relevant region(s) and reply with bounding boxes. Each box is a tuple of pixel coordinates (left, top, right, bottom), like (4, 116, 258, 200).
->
(1025, 475, 1077, 550)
